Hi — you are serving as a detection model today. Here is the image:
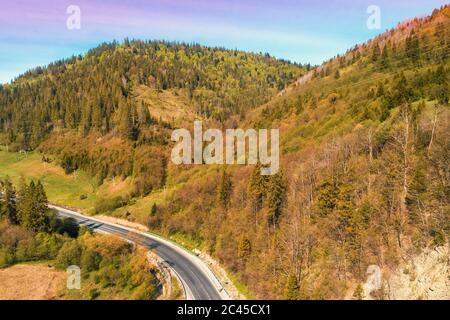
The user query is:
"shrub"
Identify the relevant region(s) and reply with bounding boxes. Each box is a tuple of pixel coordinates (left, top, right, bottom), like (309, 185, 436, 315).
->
(0, 247, 15, 268)
(58, 218, 80, 238)
(15, 238, 38, 262)
(81, 249, 102, 272)
(94, 196, 129, 214)
(55, 240, 82, 269)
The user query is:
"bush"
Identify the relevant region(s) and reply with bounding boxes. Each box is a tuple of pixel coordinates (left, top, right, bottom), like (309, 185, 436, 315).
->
(58, 218, 80, 238)
(15, 238, 38, 262)
(81, 249, 102, 272)
(35, 232, 67, 260)
(89, 288, 100, 300)
(0, 247, 15, 267)
(94, 196, 129, 214)
(55, 240, 82, 269)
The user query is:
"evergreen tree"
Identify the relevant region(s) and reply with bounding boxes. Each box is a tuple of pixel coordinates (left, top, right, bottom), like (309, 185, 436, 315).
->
(284, 273, 300, 300)
(249, 163, 269, 212)
(150, 203, 157, 216)
(218, 169, 232, 210)
(405, 32, 420, 62)
(18, 180, 51, 233)
(371, 44, 381, 62)
(353, 283, 365, 300)
(334, 70, 340, 79)
(237, 237, 251, 259)
(295, 95, 304, 114)
(380, 45, 390, 69)
(266, 172, 287, 226)
(0, 178, 18, 224)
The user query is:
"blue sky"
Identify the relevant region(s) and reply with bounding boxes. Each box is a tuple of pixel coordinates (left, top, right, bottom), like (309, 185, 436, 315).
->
(1, 0, 448, 83)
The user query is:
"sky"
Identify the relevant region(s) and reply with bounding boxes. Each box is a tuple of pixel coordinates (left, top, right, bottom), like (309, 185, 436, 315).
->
(0, 0, 448, 83)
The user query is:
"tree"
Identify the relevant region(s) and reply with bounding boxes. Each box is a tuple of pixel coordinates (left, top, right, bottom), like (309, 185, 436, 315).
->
(249, 164, 268, 210)
(18, 180, 51, 233)
(405, 32, 420, 62)
(334, 70, 340, 79)
(237, 237, 251, 259)
(150, 203, 158, 216)
(56, 240, 82, 269)
(380, 45, 390, 69)
(58, 217, 80, 238)
(0, 178, 18, 224)
(266, 172, 287, 226)
(371, 44, 381, 62)
(284, 273, 300, 300)
(353, 283, 364, 300)
(295, 95, 304, 114)
(218, 169, 232, 210)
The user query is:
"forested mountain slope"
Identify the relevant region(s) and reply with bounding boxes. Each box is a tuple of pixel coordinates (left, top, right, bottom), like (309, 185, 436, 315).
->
(0, 40, 303, 148)
(0, 41, 303, 196)
(135, 5, 449, 299)
(1, 5, 449, 299)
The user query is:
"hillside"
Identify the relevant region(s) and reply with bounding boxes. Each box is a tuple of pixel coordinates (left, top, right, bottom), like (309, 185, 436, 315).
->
(0, 41, 303, 197)
(1, 5, 449, 300)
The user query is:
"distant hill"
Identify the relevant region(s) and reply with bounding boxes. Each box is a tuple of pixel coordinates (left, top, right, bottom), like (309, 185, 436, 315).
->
(0, 40, 302, 150)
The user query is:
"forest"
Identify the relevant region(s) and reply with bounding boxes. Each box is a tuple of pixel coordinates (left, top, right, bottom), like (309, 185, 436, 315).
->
(0, 5, 449, 299)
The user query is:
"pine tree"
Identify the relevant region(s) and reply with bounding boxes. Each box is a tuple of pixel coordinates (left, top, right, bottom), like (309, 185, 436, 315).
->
(150, 203, 157, 216)
(237, 237, 251, 259)
(380, 45, 390, 69)
(266, 172, 287, 226)
(371, 44, 381, 62)
(295, 95, 304, 114)
(334, 70, 340, 79)
(218, 169, 232, 210)
(249, 163, 269, 212)
(0, 178, 18, 224)
(18, 180, 51, 233)
(405, 32, 420, 62)
(284, 273, 300, 300)
(17, 177, 30, 226)
(353, 283, 365, 300)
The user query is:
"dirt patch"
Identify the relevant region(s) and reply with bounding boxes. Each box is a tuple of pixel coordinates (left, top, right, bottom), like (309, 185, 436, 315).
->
(0, 264, 66, 300)
(106, 177, 128, 193)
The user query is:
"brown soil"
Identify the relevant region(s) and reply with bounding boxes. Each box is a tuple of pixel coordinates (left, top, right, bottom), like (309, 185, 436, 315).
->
(0, 264, 66, 300)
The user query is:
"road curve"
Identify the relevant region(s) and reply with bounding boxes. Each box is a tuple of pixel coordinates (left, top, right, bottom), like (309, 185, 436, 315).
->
(49, 204, 227, 300)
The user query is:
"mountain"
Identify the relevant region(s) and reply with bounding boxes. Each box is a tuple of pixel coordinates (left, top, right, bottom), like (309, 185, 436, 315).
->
(1, 5, 449, 299)
(0, 41, 304, 195)
(0, 40, 303, 148)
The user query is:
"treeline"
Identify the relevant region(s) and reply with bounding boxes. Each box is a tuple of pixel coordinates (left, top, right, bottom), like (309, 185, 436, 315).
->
(0, 40, 303, 151)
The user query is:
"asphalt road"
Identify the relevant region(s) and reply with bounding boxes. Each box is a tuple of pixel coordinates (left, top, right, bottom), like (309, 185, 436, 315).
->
(51, 204, 225, 300)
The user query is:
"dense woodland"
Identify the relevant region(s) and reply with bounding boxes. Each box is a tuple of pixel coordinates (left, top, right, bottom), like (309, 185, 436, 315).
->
(0, 40, 302, 148)
(0, 5, 449, 299)
(0, 41, 303, 195)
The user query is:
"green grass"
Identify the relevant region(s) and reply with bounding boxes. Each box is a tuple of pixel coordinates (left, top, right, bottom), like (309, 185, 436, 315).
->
(0, 147, 101, 212)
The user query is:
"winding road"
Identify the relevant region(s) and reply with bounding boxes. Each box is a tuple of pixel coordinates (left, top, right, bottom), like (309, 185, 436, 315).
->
(50, 204, 227, 300)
